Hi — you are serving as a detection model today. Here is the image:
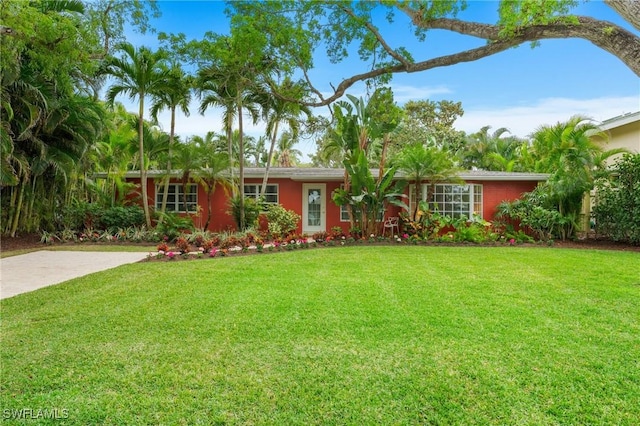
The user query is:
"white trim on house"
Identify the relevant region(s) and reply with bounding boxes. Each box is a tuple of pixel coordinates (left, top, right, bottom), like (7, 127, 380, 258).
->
(409, 183, 483, 219)
(243, 183, 279, 204)
(302, 183, 326, 233)
(600, 111, 640, 131)
(155, 183, 198, 213)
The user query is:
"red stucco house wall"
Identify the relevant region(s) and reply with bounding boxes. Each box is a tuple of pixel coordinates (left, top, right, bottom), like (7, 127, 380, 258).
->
(120, 168, 547, 234)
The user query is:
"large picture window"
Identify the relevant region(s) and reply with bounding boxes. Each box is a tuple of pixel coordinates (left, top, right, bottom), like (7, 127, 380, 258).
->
(410, 184, 483, 219)
(243, 184, 278, 205)
(156, 183, 198, 213)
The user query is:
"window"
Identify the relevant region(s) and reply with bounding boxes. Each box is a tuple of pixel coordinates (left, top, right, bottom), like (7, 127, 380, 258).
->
(340, 205, 384, 222)
(409, 183, 483, 219)
(156, 184, 198, 213)
(243, 184, 278, 205)
(340, 205, 350, 222)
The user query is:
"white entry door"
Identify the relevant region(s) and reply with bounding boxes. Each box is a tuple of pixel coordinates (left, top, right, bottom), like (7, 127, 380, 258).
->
(302, 184, 326, 234)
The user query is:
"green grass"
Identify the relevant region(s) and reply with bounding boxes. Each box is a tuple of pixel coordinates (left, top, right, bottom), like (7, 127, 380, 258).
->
(2, 247, 639, 424)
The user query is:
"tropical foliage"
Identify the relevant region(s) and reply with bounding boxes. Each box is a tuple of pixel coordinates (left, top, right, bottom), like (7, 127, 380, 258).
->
(593, 154, 640, 245)
(102, 42, 169, 227)
(1, 1, 634, 245)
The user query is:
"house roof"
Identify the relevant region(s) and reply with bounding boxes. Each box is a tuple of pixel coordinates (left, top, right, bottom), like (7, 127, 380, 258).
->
(600, 111, 640, 131)
(104, 168, 549, 182)
(246, 168, 549, 182)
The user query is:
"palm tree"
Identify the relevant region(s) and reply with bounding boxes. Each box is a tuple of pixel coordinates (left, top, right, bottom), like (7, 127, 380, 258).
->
(531, 115, 626, 217)
(150, 61, 192, 217)
(253, 135, 268, 167)
(261, 79, 311, 196)
(197, 74, 237, 177)
(461, 126, 524, 170)
(193, 140, 232, 230)
(275, 131, 302, 167)
(103, 42, 168, 227)
(394, 142, 460, 221)
(172, 140, 202, 214)
(89, 103, 137, 206)
(197, 63, 266, 230)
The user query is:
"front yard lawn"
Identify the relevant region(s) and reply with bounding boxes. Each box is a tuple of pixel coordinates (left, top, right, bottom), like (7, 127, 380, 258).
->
(1, 246, 639, 424)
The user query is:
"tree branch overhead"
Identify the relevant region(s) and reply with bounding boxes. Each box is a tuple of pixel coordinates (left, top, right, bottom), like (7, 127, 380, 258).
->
(236, 2, 639, 107)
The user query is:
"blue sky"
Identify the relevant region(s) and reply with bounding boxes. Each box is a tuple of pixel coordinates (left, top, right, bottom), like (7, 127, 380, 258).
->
(122, 0, 640, 159)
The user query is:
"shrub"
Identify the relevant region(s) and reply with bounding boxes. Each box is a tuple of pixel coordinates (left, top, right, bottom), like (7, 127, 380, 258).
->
(400, 205, 455, 240)
(58, 202, 103, 231)
(156, 212, 194, 242)
(496, 187, 575, 241)
(39, 230, 60, 245)
(187, 230, 212, 247)
(330, 226, 344, 238)
(312, 231, 329, 242)
(100, 206, 145, 231)
(219, 235, 240, 249)
(201, 240, 214, 252)
(229, 195, 262, 231)
(265, 204, 300, 237)
(593, 154, 640, 245)
(175, 237, 190, 254)
(452, 222, 485, 243)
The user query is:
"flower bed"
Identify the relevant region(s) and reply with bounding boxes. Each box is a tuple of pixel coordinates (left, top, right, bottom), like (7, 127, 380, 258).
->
(143, 232, 543, 262)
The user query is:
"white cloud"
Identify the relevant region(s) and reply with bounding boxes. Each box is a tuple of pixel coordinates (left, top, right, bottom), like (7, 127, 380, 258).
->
(117, 93, 638, 162)
(389, 84, 453, 103)
(455, 96, 640, 138)
(154, 102, 268, 141)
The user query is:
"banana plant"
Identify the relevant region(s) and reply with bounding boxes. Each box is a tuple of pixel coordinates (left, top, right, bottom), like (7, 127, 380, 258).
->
(333, 149, 407, 236)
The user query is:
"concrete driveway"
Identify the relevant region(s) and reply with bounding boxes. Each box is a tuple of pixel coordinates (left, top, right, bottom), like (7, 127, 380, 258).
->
(1, 251, 147, 299)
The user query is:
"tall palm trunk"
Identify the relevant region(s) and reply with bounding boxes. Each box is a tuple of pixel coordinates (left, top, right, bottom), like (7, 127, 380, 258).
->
(138, 96, 151, 228)
(159, 106, 176, 221)
(237, 102, 245, 230)
(413, 181, 422, 221)
(226, 113, 235, 197)
(9, 180, 25, 237)
(378, 134, 391, 185)
(261, 120, 279, 197)
(204, 187, 214, 231)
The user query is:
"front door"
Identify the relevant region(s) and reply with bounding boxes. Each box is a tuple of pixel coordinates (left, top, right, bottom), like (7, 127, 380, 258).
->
(302, 184, 326, 234)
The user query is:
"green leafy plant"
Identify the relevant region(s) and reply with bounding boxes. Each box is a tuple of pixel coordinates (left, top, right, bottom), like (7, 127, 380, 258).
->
(100, 206, 146, 231)
(332, 149, 407, 236)
(495, 186, 577, 241)
(401, 205, 453, 240)
(39, 230, 60, 245)
(156, 212, 194, 242)
(228, 195, 261, 231)
(330, 226, 344, 238)
(593, 154, 640, 245)
(58, 202, 103, 231)
(265, 204, 300, 238)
